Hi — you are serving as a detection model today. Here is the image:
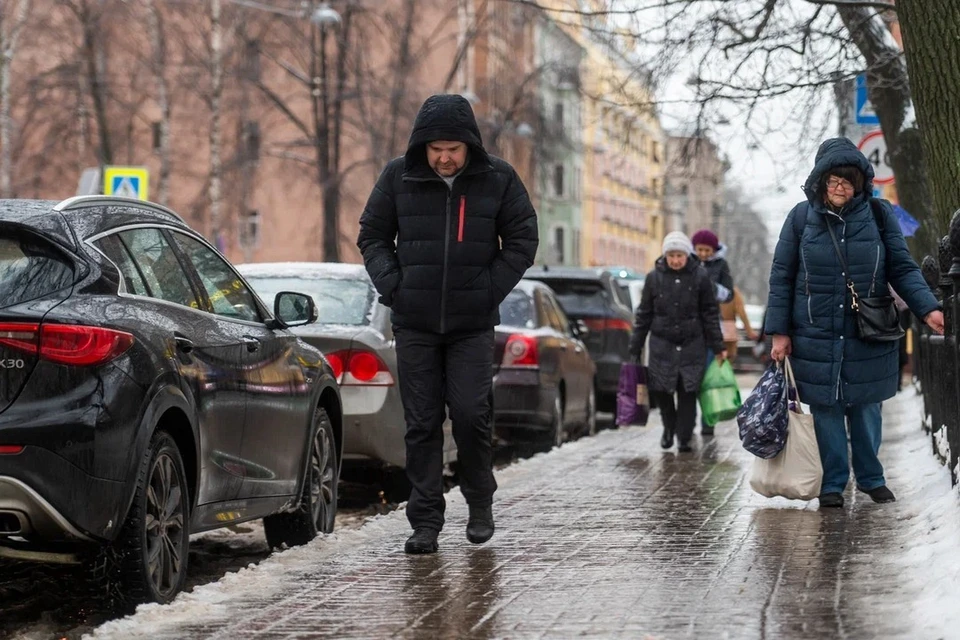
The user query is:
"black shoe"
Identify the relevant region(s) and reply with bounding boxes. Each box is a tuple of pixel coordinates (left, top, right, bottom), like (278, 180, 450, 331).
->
(661, 427, 675, 449)
(819, 493, 844, 508)
(678, 442, 693, 453)
(466, 505, 495, 544)
(701, 426, 714, 436)
(859, 485, 896, 503)
(404, 528, 439, 554)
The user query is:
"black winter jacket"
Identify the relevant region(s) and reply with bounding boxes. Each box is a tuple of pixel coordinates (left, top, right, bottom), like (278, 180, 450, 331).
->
(357, 95, 539, 334)
(703, 245, 734, 303)
(630, 256, 724, 393)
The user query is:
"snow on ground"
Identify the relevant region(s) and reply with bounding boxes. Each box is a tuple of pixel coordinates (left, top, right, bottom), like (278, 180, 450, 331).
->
(85, 389, 960, 639)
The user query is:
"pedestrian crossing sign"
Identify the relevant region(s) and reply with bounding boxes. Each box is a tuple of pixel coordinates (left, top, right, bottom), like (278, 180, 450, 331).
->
(103, 166, 149, 200)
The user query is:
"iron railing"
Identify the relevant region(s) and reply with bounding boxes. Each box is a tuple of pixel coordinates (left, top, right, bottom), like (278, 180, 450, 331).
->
(913, 211, 960, 483)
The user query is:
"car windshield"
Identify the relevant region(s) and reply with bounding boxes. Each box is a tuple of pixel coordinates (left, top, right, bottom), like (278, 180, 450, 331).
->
(539, 280, 608, 316)
(0, 232, 74, 309)
(499, 290, 536, 328)
(244, 275, 374, 326)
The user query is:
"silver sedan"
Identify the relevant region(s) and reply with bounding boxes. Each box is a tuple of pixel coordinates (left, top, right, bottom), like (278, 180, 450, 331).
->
(237, 262, 457, 493)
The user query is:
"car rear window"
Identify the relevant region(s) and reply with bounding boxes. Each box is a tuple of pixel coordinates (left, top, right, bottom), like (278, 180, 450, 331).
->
(540, 280, 609, 316)
(0, 232, 74, 309)
(499, 290, 536, 328)
(244, 276, 373, 326)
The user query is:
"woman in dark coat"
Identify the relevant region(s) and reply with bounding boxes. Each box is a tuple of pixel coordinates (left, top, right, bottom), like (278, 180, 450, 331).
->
(630, 232, 726, 452)
(766, 137, 944, 509)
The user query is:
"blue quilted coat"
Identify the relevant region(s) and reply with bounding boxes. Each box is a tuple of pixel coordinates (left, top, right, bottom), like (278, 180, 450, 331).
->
(764, 138, 939, 407)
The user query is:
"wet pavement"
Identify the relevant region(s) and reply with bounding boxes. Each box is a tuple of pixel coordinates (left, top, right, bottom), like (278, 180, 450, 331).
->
(86, 387, 960, 639)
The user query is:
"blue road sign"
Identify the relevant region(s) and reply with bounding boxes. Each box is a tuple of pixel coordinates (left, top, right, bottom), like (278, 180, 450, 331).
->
(855, 75, 880, 126)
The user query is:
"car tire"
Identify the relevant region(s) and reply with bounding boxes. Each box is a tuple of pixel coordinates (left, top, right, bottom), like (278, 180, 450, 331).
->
(543, 392, 564, 451)
(264, 407, 338, 549)
(90, 430, 190, 609)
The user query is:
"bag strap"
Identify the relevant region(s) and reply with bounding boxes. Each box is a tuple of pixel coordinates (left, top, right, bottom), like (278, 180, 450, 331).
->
(783, 356, 805, 413)
(824, 218, 861, 313)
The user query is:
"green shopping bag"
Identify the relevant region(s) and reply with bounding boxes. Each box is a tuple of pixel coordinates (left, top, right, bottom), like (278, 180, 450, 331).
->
(699, 359, 742, 426)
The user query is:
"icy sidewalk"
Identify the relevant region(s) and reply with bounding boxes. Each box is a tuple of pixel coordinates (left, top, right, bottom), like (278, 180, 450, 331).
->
(87, 389, 960, 640)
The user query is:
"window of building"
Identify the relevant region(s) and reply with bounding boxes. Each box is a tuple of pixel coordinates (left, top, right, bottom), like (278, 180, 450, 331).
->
(553, 225, 566, 264)
(554, 102, 564, 130)
(652, 141, 661, 163)
(243, 39, 261, 82)
(242, 121, 261, 162)
(554, 164, 564, 197)
(573, 229, 581, 265)
(651, 177, 660, 195)
(245, 209, 261, 248)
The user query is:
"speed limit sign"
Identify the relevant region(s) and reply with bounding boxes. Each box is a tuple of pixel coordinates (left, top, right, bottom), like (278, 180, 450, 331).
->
(858, 131, 895, 185)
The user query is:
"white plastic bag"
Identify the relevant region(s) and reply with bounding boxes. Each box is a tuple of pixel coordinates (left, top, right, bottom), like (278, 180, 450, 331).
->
(749, 358, 823, 500)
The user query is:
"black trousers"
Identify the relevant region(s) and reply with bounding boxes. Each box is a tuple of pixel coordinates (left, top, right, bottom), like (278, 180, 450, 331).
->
(394, 327, 497, 532)
(651, 379, 698, 445)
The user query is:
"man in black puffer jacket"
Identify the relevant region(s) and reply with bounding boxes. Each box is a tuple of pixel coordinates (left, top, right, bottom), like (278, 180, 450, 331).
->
(358, 94, 538, 554)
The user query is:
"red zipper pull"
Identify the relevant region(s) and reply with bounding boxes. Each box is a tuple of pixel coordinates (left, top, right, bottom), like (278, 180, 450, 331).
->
(457, 195, 466, 242)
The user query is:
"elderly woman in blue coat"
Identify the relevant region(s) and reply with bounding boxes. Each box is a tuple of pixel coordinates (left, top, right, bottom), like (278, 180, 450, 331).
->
(766, 138, 944, 509)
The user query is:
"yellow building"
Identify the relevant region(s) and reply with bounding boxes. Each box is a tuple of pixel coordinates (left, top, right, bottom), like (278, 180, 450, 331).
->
(579, 43, 666, 271)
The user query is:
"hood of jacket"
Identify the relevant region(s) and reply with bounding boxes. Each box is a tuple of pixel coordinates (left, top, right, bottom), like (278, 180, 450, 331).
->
(802, 137, 875, 210)
(706, 243, 728, 262)
(404, 94, 490, 172)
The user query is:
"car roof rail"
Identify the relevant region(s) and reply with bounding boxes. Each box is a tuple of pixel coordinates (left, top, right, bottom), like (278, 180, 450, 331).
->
(53, 195, 185, 224)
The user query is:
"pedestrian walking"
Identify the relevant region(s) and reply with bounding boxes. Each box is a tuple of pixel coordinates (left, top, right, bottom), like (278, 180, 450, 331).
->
(629, 232, 726, 453)
(691, 228, 735, 435)
(765, 137, 944, 509)
(720, 286, 758, 364)
(357, 94, 538, 554)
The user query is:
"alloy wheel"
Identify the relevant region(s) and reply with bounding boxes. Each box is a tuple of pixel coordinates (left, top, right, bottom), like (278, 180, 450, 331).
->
(310, 425, 336, 530)
(145, 452, 185, 599)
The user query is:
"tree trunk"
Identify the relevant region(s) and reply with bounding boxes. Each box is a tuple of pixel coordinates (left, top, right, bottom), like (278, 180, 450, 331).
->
(836, 6, 938, 254)
(897, 0, 960, 248)
(209, 0, 224, 244)
(146, 0, 171, 205)
(80, 0, 113, 166)
(0, 0, 30, 198)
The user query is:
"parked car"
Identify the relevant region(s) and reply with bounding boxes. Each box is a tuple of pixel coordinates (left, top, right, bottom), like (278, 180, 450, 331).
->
(0, 196, 342, 607)
(238, 262, 457, 499)
(493, 280, 597, 449)
(599, 266, 645, 311)
(524, 266, 633, 413)
(734, 303, 768, 373)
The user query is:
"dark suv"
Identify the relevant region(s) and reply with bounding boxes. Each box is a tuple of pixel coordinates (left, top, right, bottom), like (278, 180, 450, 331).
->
(0, 196, 342, 606)
(524, 266, 634, 412)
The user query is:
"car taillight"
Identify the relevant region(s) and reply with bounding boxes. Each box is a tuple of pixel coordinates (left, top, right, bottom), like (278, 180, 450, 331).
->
(502, 335, 538, 367)
(582, 318, 632, 332)
(326, 349, 394, 386)
(0, 445, 23, 455)
(0, 322, 133, 366)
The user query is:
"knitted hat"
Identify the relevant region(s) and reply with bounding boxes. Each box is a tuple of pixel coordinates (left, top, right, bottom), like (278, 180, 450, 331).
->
(662, 231, 694, 256)
(691, 229, 720, 250)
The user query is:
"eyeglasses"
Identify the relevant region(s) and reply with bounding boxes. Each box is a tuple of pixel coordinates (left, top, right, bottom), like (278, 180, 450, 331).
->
(826, 177, 854, 191)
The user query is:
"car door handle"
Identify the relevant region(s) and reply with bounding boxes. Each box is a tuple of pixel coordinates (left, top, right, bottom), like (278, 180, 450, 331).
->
(242, 336, 261, 353)
(559, 343, 568, 351)
(174, 335, 194, 354)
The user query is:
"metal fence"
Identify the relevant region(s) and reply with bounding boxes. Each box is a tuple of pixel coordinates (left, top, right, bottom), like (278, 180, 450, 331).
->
(913, 211, 960, 484)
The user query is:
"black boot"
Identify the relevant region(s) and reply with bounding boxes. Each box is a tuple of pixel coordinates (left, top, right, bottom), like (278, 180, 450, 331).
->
(466, 505, 495, 544)
(678, 441, 693, 453)
(404, 527, 439, 554)
(819, 493, 844, 509)
(661, 426, 674, 449)
(859, 485, 896, 503)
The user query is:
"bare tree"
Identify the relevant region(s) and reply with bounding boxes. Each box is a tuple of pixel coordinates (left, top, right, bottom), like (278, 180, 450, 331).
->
(0, 0, 31, 197)
(208, 0, 224, 244)
(144, 0, 172, 205)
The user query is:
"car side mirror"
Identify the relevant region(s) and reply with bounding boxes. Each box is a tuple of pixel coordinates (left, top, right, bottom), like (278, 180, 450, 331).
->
(275, 291, 318, 327)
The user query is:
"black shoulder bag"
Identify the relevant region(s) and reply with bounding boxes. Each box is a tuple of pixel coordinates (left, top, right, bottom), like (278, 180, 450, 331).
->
(824, 213, 905, 343)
